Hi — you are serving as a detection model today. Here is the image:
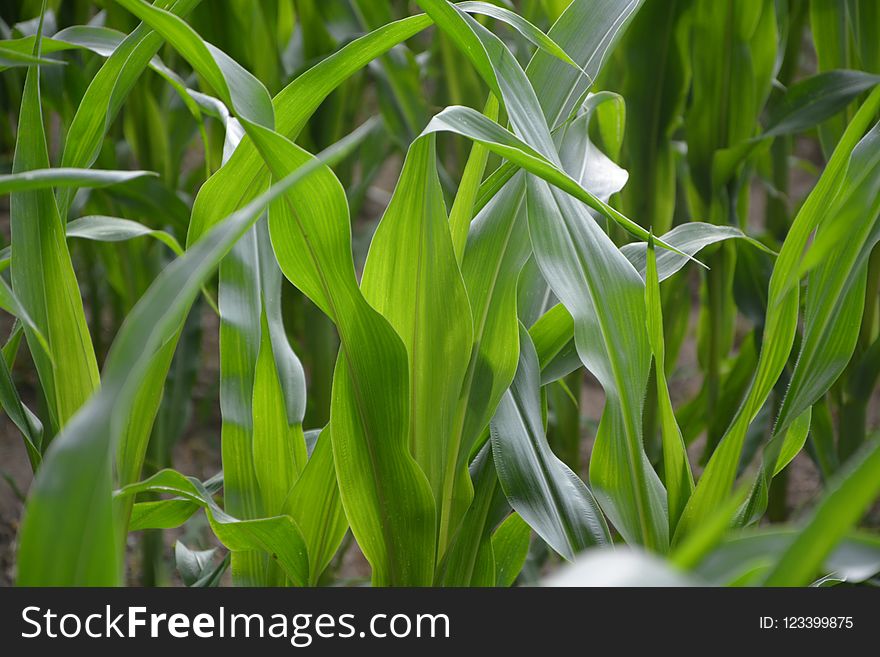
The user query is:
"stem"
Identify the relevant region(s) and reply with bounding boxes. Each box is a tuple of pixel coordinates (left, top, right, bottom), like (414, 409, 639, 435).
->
(838, 398, 867, 462)
(549, 370, 583, 473)
(704, 246, 725, 457)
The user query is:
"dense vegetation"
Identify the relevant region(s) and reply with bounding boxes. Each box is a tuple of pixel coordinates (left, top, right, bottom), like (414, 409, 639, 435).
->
(1, 0, 879, 587)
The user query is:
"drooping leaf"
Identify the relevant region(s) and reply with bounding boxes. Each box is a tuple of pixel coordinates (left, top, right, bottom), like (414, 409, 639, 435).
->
(490, 326, 610, 560)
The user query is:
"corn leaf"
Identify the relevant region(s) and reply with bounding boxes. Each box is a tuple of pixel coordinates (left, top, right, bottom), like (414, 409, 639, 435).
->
(10, 21, 99, 434)
(676, 86, 880, 540)
(117, 469, 308, 586)
(763, 440, 880, 586)
(490, 325, 610, 560)
(361, 135, 473, 554)
(645, 237, 693, 532)
(491, 512, 531, 587)
(15, 121, 372, 585)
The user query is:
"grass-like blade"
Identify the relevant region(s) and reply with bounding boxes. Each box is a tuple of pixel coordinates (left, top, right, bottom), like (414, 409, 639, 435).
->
(490, 325, 610, 559)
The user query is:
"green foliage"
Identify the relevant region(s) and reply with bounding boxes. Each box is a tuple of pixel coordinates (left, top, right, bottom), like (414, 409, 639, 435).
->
(1, 0, 879, 588)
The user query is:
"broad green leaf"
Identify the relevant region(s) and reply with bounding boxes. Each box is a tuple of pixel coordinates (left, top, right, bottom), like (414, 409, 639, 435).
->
(117, 470, 308, 586)
(422, 105, 689, 256)
(612, 0, 690, 234)
(436, 447, 506, 586)
(527, 0, 645, 130)
(15, 122, 372, 585)
(763, 69, 880, 139)
(764, 440, 880, 586)
(0, 168, 155, 194)
(490, 325, 610, 559)
(252, 124, 436, 586)
(491, 512, 531, 587)
(555, 93, 628, 203)
(0, 348, 43, 470)
(621, 222, 774, 282)
(187, 13, 434, 245)
(361, 135, 473, 554)
(57, 0, 202, 215)
(112, 0, 312, 584)
(451, 175, 531, 546)
(10, 20, 99, 434)
(287, 428, 348, 586)
(676, 86, 880, 540)
(526, 175, 668, 550)
(645, 237, 693, 533)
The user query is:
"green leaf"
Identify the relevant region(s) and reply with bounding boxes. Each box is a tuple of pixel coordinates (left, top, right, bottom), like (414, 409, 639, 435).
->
(57, 0, 202, 215)
(645, 236, 693, 533)
(449, 94, 499, 263)
(422, 105, 691, 257)
(0, 346, 43, 470)
(253, 124, 436, 586)
(15, 121, 372, 585)
(764, 440, 880, 586)
(287, 428, 348, 586)
(529, 303, 578, 385)
(65, 215, 184, 255)
(763, 69, 880, 139)
(128, 472, 222, 531)
(118, 470, 308, 586)
(361, 135, 473, 553)
(450, 174, 531, 548)
(174, 541, 224, 587)
(187, 12, 434, 245)
(0, 276, 51, 363)
(0, 168, 156, 194)
(621, 222, 775, 283)
(526, 173, 668, 550)
(775, 122, 880, 434)
(612, 0, 690, 234)
(10, 18, 99, 434)
(737, 410, 812, 527)
(491, 512, 531, 587)
(696, 529, 880, 585)
(116, 0, 273, 128)
(457, 1, 587, 76)
(436, 447, 506, 586)
(676, 87, 880, 540)
(0, 44, 65, 68)
(490, 325, 610, 559)
(175, 542, 215, 585)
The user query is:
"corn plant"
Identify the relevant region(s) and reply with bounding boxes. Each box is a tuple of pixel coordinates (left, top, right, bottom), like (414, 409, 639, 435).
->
(1, 0, 879, 588)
